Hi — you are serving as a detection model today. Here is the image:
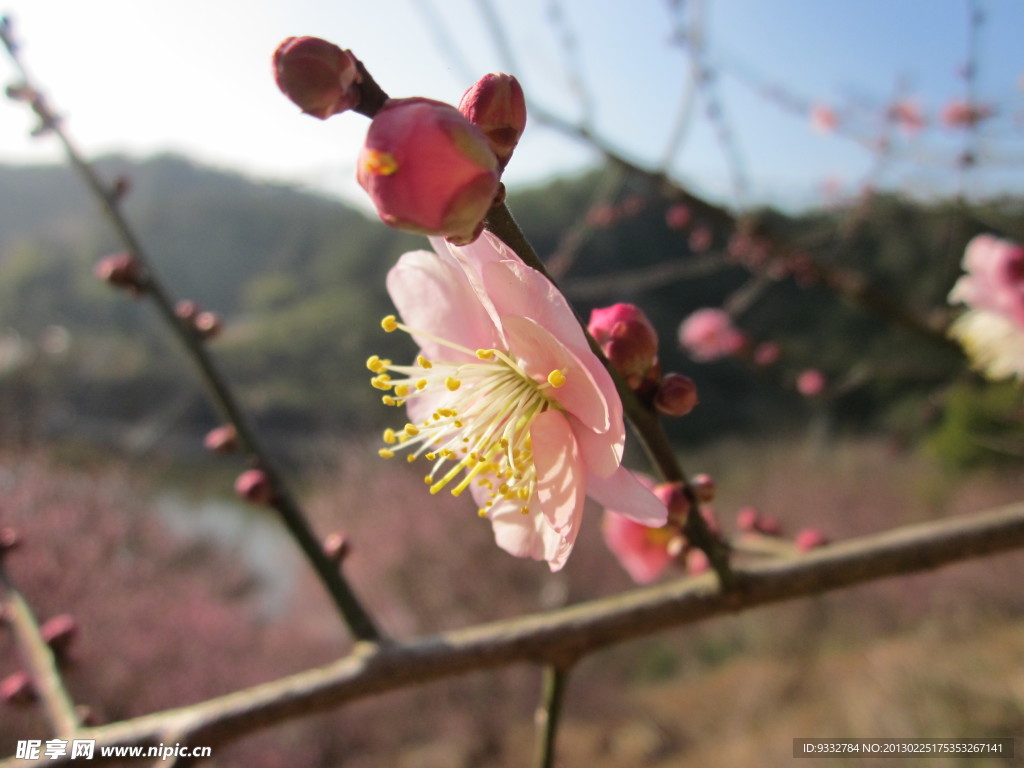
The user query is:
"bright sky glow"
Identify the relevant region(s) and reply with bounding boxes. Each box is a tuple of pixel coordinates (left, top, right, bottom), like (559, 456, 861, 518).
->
(1, 0, 1022, 211)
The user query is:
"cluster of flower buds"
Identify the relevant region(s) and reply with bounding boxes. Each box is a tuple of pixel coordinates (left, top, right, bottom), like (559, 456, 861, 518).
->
(734, 505, 829, 553)
(587, 302, 700, 416)
(274, 35, 528, 245)
(174, 300, 221, 340)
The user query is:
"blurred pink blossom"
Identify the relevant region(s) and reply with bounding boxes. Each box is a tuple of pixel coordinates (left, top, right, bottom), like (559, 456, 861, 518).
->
(887, 100, 925, 133)
(678, 308, 747, 361)
(602, 509, 678, 584)
(948, 234, 1024, 380)
(370, 232, 665, 570)
(665, 203, 692, 230)
(810, 104, 839, 133)
(796, 368, 826, 397)
(941, 99, 994, 128)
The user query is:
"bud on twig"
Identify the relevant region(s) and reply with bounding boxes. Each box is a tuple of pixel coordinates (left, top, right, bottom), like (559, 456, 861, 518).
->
(94, 252, 144, 294)
(273, 36, 362, 119)
(588, 303, 659, 390)
(40, 614, 78, 664)
(654, 373, 699, 417)
(0, 671, 36, 706)
(203, 424, 238, 453)
(323, 532, 350, 563)
(458, 73, 527, 170)
(357, 97, 500, 245)
(235, 469, 274, 506)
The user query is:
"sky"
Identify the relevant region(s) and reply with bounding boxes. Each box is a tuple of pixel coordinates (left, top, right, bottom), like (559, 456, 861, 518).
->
(0, 0, 1022, 212)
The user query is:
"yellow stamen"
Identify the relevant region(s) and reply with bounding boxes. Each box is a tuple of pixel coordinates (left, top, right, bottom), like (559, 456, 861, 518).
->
(362, 149, 399, 176)
(547, 369, 567, 388)
(378, 448, 395, 459)
(446, 377, 461, 391)
(476, 349, 495, 360)
(417, 355, 432, 369)
(381, 315, 399, 332)
(383, 428, 397, 444)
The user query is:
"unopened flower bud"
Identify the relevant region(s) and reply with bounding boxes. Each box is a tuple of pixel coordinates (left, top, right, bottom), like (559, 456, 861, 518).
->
(40, 614, 77, 662)
(796, 368, 826, 397)
(588, 303, 659, 388)
(753, 341, 781, 366)
(652, 482, 690, 526)
(235, 469, 274, 506)
(94, 253, 144, 293)
(194, 311, 222, 339)
(654, 373, 699, 417)
(735, 506, 760, 532)
(795, 528, 830, 551)
(665, 203, 691, 230)
(0, 526, 19, 554)
(357, 97, 500, 245)
(686, 549, 710, 575)
(691, 473, 715, 502)
(203, 424, 237, 453)
(322, 532, 350, 563)
(458, 73, 527, 170)
(273, 36, 362, 119)
(1, 671, 36, 706)
(175, 300, 199, 322)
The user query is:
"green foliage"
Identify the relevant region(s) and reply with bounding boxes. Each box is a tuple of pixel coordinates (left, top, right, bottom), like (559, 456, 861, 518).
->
(926, 379, 1024, 469)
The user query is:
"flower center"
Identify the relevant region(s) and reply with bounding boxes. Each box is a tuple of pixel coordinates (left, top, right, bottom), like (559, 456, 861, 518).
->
(369, 315, 567, 516)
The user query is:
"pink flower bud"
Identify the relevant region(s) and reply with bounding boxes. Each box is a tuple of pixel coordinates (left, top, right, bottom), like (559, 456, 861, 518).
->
(40, 614, 77, 662)
(203, 424, 238, 453)
(652, 482, 691, 526)
(689, 226, 712, 252)
(796, 368, 826, 397)
(678, 308, 747, 362)
(194, 311, 222, 340)
(686, 548, 710, 575)
(174, 300, 199, 322)
(357, 97, 500, 245)
(941, 99, 993, 129)
(735, 506, 760, 532)
(588, 303, 659, 388)
(458, 73, 526, 170)
(795, 527, 830, 551)
(273, 36, 362, 119)
(94, 252, 144, 293)
(665, 203, 691, 230)
(654, 373, 699, 417)
(1, 671, 36, 705)
(810, 104, 838, 133)
(0, 526, 19, 554)
(753, 341, 781, 366)
(691, 473, 715, 502)
(322, 532, 350, 563)
(235, 469, 274, 506)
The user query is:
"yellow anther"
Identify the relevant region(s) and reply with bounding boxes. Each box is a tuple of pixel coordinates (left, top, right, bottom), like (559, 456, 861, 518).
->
(366, 355, 387, 373)
(478, 509, 488, 518)
(378, 448, 395, 459)
(416, 379, 428, 390)
(383, 428, 397, 444)
(404, 423, 420, 437)
(381, 315, 399, 332)
(417, 355, 432, 369)
(424, 475, 434, 484)
(476, 349, 495, 360)
(406, 455, 417, 463)
(394, 384, 410, 397)
(362, 149, 399, 176)
(425, 452, 437, 461)
(547, 369, 567, 388)
(382, 395, 398, 406)
(371, 375, 393, 391)
(520, 506, 530, 515)
(445, 377, 461, 391)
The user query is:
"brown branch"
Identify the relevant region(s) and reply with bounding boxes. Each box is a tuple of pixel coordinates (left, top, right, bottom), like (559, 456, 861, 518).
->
(0, 564, 79, 737)
(0, 19, 381, 643)
(6, 501, 1023, 766)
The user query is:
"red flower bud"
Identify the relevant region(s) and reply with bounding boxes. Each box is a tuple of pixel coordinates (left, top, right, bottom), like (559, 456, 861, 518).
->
(273, 36, 362, 119)
(40, 614, 77, 662)
(654, 373, 699, 417)
(357, 97, 500, 245)
(94, 252, 144, 293)
(1, 671, 36, 705)
(235, 469, 274, 506)
(203, 424, 238, 453)
(795, 528, 830, 551)
(458, 73, 527, 170)
(588, 303, 659, 388)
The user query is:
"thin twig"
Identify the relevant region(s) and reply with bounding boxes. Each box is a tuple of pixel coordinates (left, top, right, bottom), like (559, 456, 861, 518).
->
(0, 564, 79, 737)
(533, 664, 571, 768)
(5, 500, 1024, 766)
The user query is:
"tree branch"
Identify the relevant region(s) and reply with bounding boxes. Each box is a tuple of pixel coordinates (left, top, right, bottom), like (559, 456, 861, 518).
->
(5, 500, 1023, 765)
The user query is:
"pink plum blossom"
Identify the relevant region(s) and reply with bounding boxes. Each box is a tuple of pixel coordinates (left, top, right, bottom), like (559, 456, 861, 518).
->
(948, 234, 1024, 380)
(941, 100, 994, 129)
(602, 509, 678, 584)
(678, 308, 747, 361)
(357, 98, 500, 245)
(369, 232, 665, 570)
(810, 104, 839, 133)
